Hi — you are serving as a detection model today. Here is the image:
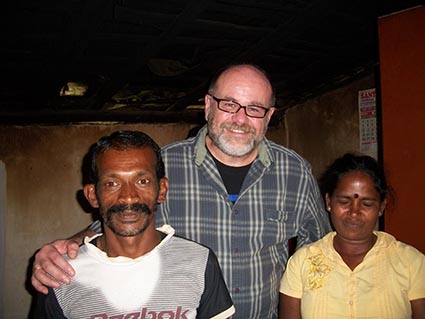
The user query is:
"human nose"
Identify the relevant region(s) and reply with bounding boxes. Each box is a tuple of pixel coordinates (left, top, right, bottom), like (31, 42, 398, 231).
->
(118, 183, 140, 204)
(348, 202, 360, 216)
(232, 105, 249, 121)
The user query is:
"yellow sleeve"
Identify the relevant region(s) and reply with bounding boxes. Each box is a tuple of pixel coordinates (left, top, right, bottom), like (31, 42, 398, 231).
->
(280, 247, 308, 299)
(405, 245, 425, 300)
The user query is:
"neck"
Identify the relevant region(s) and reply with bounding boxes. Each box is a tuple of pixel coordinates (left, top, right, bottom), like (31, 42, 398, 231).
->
(333, 233, 377, 270)
(205, 135, 258, 167)
(98, 226, 161, 259)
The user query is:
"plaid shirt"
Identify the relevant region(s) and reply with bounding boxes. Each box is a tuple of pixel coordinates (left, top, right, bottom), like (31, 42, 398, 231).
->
(157, 126, 332, 318)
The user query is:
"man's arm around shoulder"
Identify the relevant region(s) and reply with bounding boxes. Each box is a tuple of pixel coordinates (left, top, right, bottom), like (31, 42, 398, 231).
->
(31, 223, 98, 294)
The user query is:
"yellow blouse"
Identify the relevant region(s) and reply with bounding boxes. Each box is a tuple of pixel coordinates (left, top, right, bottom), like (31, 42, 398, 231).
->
(280, 231, 425, 319)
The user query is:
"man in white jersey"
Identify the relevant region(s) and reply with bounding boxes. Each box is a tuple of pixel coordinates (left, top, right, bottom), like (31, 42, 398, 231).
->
(33, 130, 235, 319)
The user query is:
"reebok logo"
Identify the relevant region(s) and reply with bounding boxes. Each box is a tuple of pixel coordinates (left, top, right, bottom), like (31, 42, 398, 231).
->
(90, 306, 190, 319)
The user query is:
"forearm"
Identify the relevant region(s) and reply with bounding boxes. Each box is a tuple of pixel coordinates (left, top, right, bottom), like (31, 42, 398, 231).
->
(411, 298, 425, 319)
(66, 225, 97, 245)
(279, 293, 301, 319)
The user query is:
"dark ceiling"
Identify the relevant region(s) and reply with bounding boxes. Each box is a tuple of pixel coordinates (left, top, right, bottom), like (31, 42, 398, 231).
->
(0, 0, 422, 125)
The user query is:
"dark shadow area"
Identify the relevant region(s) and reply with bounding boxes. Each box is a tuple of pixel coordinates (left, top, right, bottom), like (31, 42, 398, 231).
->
(77, 142, 102, 221)
(186, 123, 205, 139)
(76, 188, 101, 221)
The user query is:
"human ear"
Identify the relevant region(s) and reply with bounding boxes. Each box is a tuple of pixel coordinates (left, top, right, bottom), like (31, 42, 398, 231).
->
(83, 184, 100, 208)
(325, 193, 331, 212)
(379, 198, 387, 216)
(157, 177, 169, 204)
(265, 107, 275, 123)
(204, 94, 212, 121)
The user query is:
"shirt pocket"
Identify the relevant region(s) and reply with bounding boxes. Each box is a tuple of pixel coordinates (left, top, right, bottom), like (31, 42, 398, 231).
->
(267, 210, 288, 222)
(261, 210, 291, 248)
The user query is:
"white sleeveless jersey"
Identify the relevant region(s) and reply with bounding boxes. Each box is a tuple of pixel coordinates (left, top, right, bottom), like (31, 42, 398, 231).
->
(36, 225, 235, 319)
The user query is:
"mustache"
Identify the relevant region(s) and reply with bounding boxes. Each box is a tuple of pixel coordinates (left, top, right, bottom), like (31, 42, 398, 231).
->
(106, 203, 152, 216)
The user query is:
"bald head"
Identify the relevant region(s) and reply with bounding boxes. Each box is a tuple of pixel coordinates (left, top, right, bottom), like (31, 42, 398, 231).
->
(208, 64, 275, 107)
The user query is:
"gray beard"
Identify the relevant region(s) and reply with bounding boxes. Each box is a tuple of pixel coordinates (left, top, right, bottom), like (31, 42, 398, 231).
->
(214, 133, 256, 157)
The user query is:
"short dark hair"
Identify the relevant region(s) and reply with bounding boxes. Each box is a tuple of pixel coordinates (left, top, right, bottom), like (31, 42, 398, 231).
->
(208, 63, 276, 106)
(87, 130, 165, 184)
(319, 153, 389, 201)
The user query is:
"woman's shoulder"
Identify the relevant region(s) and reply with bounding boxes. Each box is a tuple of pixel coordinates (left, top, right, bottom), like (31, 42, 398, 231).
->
(290, 232, 335, 261)
(376, 231, 425, 260)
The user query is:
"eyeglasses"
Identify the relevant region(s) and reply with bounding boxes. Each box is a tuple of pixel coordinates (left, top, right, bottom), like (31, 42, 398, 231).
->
(209, 94, 271, 119)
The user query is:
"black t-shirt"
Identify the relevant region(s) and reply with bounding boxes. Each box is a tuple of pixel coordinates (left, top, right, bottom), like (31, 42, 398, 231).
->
(213, 156, 252, 203)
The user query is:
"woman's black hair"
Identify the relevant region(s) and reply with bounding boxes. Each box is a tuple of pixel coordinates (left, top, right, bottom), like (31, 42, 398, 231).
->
(319, 153, 389, 201)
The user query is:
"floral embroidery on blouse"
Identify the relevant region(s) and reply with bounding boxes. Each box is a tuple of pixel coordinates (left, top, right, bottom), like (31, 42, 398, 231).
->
(306, 253, 332, 290)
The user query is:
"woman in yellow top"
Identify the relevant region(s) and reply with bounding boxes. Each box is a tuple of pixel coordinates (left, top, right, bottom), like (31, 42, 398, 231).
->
(279, 153, 425, 319)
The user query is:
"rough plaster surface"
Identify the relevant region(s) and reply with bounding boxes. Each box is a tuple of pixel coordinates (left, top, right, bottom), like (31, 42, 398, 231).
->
(286, 76, 374, 177)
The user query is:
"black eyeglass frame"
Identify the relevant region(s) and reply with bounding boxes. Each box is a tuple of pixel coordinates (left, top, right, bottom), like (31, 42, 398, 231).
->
(208, 94, 272, 119)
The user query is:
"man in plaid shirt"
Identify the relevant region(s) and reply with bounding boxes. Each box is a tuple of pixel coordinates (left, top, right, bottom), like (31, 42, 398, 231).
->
(32, 64, 331, 318)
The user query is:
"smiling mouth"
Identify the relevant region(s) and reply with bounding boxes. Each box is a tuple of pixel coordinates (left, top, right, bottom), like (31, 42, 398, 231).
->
(223, 123, 254, 134)
(228, 127, 248, 134)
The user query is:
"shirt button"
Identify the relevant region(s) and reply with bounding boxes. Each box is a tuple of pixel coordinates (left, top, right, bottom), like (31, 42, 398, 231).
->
(349, 300, 353, 305)
(234, 288, 240, 293)
(234, 248, 239, 253)
(233, 210, 239, 215)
